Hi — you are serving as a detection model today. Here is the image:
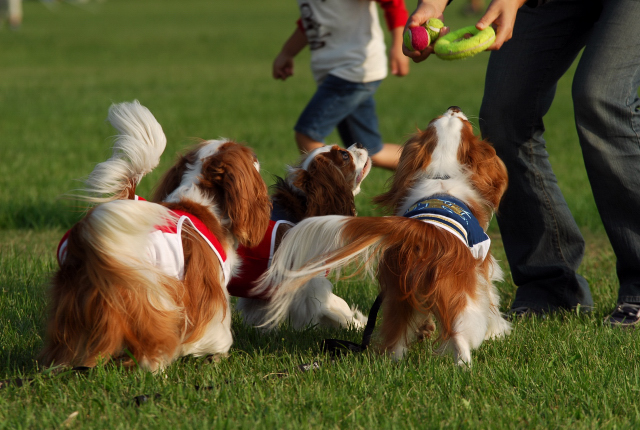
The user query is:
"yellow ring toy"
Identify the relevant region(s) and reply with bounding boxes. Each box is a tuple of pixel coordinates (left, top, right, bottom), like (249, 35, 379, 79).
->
(434, 25, 496, 60)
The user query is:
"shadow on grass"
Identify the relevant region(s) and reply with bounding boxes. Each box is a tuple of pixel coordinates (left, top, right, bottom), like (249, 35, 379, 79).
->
(230, 314, 365, 357)
(0, 344, 44, 378)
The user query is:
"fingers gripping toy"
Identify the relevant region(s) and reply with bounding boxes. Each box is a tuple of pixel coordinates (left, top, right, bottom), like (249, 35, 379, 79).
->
(425, 18, 444, 42)
(403, 18, 445, 52)
(434, 25, 496, 60)
(404, 26, 430, 51)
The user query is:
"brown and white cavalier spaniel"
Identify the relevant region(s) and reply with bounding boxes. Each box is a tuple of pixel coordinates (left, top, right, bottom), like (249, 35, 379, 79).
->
(229, 144, 372, 330)
(40, 101, 271, 371)
(257, 107, 511, 365)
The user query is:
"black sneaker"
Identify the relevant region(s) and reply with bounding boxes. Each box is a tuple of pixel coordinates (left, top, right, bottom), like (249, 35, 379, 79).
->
(605, 303, 640, 328)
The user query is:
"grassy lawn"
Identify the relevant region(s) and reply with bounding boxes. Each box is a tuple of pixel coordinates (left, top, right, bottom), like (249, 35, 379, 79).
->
(1, 0, 638, 428)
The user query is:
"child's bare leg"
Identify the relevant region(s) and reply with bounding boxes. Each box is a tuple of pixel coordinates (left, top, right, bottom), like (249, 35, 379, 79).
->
(370, 143, 401, 170)
(295, 132, 324, 154)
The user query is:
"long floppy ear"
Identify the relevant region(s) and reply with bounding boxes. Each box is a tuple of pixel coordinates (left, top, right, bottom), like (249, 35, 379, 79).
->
(292, 155, 356, 217)
(199, 144, 271, 248)
(460, 128, 508, 210)
(374, 128, 436, 213)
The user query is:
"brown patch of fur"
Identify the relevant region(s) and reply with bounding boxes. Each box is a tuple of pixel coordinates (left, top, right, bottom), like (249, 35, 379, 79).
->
(290, 147, 356, 218)
(274, 222, 293, 249)
(126, 183, 137, 200)
(374, 128, 437, 213)
(151, 144, 202, 203)
(270, 145, 358, 222)
(269, 176, 308, 223)
(198, 142, 271, 247)
(458, 123, 508, 213)
(330, 217, 477, 350)
(163, 200, 229, 344)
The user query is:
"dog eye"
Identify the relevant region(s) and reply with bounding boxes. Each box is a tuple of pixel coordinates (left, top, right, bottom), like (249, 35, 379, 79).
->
(341, 151, 350, 161)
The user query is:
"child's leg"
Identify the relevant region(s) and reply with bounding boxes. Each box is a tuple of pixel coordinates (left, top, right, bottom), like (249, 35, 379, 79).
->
(369, 144, 401, 170)
(295, 132, 325, 154)
(294, 75, 388, 158)
(335, 82, 400, 170)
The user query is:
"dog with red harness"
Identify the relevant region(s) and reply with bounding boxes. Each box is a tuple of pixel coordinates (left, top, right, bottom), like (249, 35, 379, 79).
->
(41, 101, 271, 371)
(230, 144, 372, 330)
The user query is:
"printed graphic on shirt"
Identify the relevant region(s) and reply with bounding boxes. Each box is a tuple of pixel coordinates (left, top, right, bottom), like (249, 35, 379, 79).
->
(300, 2, 331, 50)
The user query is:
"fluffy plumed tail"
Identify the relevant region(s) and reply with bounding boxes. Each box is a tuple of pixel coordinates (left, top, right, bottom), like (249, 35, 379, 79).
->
(256, 215, 408, 327)
(41, 200, 181, 369)
(78, 200, 174, 283)
(83, 100, 166, 202)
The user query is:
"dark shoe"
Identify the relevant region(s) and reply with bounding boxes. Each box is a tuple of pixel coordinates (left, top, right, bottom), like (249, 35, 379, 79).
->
(605, 303, 640, 328)
(504, 306, 546, 321)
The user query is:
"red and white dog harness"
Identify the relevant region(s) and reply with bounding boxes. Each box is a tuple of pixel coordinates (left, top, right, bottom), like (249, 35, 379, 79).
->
(226, 219, 294, 299)
(57, 198, 231, 284)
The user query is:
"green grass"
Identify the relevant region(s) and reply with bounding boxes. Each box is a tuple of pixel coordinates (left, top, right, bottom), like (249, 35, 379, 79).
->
(1, 0, 639, 428)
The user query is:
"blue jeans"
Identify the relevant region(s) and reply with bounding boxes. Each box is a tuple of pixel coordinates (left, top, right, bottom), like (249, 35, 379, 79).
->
(479, 0, 640, 311)
(295, 74, 384, 156)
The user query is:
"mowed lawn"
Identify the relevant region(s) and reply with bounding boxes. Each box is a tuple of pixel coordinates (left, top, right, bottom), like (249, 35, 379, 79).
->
(1, 0, 639, 428)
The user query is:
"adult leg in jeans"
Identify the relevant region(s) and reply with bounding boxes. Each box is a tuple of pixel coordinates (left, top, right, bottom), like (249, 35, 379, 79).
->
(479, 1, 602, 312)
(573, 0, 640, 307)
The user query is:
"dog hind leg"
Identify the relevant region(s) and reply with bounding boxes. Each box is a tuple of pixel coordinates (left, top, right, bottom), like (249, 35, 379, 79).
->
(439, 294, 491, 367)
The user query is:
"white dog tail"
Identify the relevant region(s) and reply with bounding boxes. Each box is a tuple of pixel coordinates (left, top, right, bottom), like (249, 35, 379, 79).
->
(256, 215, 412, 327)
(70, 199, 179, 309)
(83, 100, 167, 202)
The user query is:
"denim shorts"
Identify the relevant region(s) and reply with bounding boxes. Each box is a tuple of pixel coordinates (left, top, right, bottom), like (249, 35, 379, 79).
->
(294, 74, 383, 156)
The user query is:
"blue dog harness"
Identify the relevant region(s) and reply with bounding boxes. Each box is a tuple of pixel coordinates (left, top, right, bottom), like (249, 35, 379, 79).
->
(403, 195, 490, 260)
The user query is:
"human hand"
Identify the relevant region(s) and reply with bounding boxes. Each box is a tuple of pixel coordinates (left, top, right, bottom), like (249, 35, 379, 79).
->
(402, 0, 449, 63)
(273, 52, 295, 80)
(476, 0, 528, 50)
(390, 45, 410, 76)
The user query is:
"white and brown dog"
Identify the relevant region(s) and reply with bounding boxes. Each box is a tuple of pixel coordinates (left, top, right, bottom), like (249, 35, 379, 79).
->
(228, 144, 372, 330)
(40, 101, 271, 371)
(257, 107, 511, 366)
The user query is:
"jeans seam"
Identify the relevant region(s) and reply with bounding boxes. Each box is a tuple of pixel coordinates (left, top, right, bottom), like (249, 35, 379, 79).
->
(524, 9, 591, 270)
(529, 80, 572, 271)
(531, 145, 570, 267)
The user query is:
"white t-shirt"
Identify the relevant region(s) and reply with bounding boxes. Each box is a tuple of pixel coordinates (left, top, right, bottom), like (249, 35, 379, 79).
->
(298, 0, 388, 84)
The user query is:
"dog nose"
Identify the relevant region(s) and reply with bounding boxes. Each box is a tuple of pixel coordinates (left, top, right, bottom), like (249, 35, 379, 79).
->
(354, 142, 364, 149)
(448, 106, 462, 113)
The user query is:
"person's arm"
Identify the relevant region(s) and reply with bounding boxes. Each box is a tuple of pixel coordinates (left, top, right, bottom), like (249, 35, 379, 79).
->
(475, 0, 528, 50)
(403, 0, 528, 63)
(389, 25, 410, 76)
(273, 26, 308, 81)
(378, 0, 410, 76)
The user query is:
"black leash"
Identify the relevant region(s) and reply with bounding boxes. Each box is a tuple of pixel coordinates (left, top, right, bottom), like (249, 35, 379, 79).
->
(322, 293, 383, 356)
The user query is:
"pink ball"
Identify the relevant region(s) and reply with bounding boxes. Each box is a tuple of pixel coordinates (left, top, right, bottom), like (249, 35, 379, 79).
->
(403, 26, 430, 51)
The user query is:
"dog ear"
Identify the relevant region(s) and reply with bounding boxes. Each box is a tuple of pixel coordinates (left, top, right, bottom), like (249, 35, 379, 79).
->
(374, 128, 435, 213)
(461, 131, 508, 210)
(151, 149, 199, 203)
(293, 156, 356, 217)
(200, 144, 271, 248)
